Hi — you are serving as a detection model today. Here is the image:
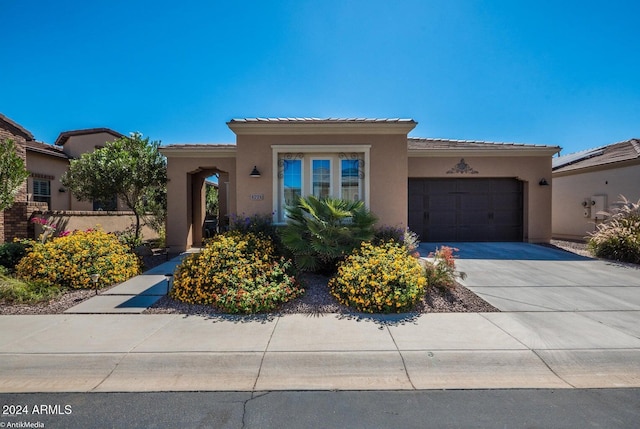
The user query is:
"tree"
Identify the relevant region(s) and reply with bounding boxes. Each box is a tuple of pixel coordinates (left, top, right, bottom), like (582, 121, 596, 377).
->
(62, 132, 167, 240)
(0, 139, 29, 212)
(205, 183, 218, 217)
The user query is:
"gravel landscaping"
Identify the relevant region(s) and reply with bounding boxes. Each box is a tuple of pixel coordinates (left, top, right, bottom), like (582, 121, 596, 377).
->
(145, 271, 499, 316)
(549, 239, 592, 257)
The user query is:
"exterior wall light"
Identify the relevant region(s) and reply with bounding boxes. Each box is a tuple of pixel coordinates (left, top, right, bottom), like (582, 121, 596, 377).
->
(250, 166, 261, 178)
(539, 178, 549, 186)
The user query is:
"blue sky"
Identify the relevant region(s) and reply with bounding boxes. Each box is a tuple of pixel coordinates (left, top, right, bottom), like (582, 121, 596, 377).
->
(3, 0, 639, 154)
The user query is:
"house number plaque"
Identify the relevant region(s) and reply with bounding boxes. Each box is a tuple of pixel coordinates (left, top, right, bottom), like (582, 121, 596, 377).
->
(250, 194, 264, 201)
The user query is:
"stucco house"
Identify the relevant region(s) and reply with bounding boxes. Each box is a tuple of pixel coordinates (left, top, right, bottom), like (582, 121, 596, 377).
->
(1, 112, 151, 242)
(26, 128, 125, 211)
(161, 118, 560, 252)
(552, 138, 640, 240)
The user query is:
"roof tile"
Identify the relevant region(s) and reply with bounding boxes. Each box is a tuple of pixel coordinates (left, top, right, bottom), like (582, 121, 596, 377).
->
(553, 139, 640, 172)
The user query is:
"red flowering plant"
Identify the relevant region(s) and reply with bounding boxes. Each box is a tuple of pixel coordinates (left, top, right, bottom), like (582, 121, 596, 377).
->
(423, 246, 467, 290)
(31, 217, 69, 243)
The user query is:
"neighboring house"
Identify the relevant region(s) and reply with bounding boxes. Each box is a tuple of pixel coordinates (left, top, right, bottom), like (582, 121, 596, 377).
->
(25, 128, 125, 211)
(1, 112, 141, 242)
(161, 117, 560, 252)
(552, 138, 640, 240)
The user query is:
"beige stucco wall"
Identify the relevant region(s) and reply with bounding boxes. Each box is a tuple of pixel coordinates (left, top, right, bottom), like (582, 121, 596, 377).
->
(33, 211, 159, 241)
(552, 163, 640, 240)
(408, 155, 553, 242)
(235, 133, 409, 228)
(26, 149, 127, 212)
(164, 154, 236, 251)
(61, 132, 120, 159)
(26, 152, 71, 210)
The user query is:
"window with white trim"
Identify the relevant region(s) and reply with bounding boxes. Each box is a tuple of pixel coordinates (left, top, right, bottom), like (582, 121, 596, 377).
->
(311, 158, 331, 199)
(279, 157, 303, 221)
(340, 158, 362, 201)
(276, 150, 366, 222)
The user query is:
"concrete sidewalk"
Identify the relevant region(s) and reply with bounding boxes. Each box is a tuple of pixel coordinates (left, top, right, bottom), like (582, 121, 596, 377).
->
(1, 309, 639, 392)
(1, 243, 639, 393)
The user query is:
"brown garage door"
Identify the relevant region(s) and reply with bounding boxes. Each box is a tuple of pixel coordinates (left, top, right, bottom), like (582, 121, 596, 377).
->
(408, 178, 523, 242)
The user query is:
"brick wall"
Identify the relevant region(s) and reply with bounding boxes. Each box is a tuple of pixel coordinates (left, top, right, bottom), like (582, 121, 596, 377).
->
(0, 117, 30, 243)
(3, 202, 48, 240)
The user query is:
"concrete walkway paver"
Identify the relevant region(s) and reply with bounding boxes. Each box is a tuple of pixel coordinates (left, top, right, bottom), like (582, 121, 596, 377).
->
(1, 243, 639, 392)
(63, 253, 188, 314)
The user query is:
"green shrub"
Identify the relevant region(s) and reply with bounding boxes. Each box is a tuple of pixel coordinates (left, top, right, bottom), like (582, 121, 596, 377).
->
(0, 241, 30, 271)
(16, 229, 140, 289)
(281, 196, 377, 272)
(171, 232, 303, 313)
(0, 274, 61, 304)
(423, 246, 467, 290)
(587, 196, 640, 264)
(329, 241, 426, 313)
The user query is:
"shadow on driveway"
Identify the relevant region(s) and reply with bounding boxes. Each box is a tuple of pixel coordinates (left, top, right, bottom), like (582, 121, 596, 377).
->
(418, 242, 592, 261)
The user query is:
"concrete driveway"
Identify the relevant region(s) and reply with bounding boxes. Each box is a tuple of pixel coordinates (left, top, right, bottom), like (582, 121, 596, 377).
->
(419, 242, 640, 312)
(418, 242, 640, 388)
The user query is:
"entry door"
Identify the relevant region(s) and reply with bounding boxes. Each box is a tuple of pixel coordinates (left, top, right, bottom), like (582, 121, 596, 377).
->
(408, 178, 523, 242)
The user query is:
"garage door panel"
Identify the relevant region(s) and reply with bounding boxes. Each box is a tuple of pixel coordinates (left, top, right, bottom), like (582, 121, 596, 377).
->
(427, 180, 456, 194)
(493, 226, 522, 241)
(408, 194, 425, 210)
(493, 193, 522, 207)
(429, 211, 457, 226)
(459, 210, 490, 225)
(460, 194, 490, 211)
(460, 225, 493, 241)
(408, 178, 523, 242)
(425, 225, 457, 242)
(458, 180, 491, 193)
(493, 210, 521, 224)
(490, 179, 521, 192)
(429, 194, 456, 208)
(408, 180, 424, 194)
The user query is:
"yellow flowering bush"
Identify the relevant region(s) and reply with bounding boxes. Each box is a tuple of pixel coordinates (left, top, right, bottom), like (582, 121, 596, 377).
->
(16, 229, 140, 289)
(171, 232, 303, 313)
(329, 241, 427, 313)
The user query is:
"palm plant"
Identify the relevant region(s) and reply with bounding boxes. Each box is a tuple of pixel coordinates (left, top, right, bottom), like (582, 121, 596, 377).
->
(280, 196, 377, 272)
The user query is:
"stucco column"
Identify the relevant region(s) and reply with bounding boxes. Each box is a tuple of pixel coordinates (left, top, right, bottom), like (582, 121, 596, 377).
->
(218, 172, 229, 229)
(165, 162, 190, 252)
(191, 173, 207, 246)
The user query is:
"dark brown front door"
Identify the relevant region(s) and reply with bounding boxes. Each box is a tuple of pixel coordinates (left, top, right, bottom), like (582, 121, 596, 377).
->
(408, 178, 523, 242)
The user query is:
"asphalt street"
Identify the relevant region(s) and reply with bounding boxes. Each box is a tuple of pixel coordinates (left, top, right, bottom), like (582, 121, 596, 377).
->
(1, 389, 639, 429)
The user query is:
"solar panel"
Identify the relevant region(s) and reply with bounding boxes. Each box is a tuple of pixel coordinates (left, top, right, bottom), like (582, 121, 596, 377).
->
(552, 147, 605, 169)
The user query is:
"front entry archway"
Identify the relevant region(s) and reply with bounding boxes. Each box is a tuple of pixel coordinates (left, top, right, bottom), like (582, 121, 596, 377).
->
(162, 145, 237, 252)
(188, 167, 230, 247)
